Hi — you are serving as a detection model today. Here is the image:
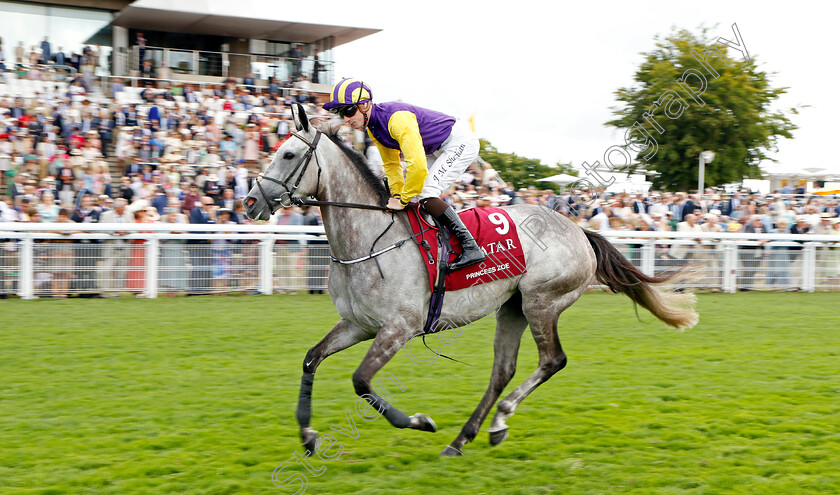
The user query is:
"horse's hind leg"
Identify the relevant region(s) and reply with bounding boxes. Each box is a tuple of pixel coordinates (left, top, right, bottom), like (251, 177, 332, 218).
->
(442, 292, 528, 456)
(298, 319, 372, 455)
(487, 290, 581, 446)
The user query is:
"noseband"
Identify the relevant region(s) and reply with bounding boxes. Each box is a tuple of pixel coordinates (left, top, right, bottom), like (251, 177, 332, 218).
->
(254, 129, 322, 216)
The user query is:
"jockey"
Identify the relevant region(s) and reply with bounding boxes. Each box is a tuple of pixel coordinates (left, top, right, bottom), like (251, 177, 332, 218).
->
(323, 78, 486, 272)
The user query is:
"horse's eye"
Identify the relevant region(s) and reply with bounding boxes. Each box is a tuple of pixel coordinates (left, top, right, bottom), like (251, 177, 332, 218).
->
(283, 151, 295, 160)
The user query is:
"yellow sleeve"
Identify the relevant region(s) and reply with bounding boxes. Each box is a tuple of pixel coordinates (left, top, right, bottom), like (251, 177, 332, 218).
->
(388, 111, 428, 205)
(369, 133, 404, 198)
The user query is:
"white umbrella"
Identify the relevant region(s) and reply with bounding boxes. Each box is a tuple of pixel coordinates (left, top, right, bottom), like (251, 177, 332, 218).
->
(537, 173, 580, 185)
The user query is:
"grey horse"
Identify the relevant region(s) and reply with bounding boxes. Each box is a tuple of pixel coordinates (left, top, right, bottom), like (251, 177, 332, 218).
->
(245, 104, 698, 456)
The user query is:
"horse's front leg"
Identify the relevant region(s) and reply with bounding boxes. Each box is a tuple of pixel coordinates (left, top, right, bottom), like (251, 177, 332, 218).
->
(351, 324, 437, 433)
(298, 319, 372, 455)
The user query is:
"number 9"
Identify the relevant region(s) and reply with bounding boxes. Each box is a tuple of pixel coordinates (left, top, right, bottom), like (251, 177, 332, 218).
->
(488, 212, 509, 235)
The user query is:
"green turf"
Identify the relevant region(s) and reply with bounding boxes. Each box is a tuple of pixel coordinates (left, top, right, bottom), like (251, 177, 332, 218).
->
(1, 292, 838, 494)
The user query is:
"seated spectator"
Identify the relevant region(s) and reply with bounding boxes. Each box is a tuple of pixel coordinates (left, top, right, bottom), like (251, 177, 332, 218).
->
(110, 77, 125, 97)
(243, 73, 255, 94)
(268, 76, 280, 96)
(140, 60, 155, 85)
(157, 62, 171, 88)
(68, 80, 86, 96)
(203, 174, 221, 201)
(181, 183, 202, 212)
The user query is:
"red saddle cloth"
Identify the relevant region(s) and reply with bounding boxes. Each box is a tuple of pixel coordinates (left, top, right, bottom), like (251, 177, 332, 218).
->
(406, 205, 527, 292)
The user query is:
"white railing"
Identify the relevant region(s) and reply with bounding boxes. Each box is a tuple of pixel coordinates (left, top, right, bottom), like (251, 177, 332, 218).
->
(1, 224, 327, 299)
(598, 230, 840, 293)
(1, 225, 839, 298)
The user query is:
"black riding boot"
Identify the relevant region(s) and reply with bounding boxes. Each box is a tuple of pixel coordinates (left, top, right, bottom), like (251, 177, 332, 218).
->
(436, 208, 486, 272)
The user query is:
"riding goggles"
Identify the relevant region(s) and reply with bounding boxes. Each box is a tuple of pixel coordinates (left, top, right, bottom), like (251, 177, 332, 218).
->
(330, 105, 358, 118)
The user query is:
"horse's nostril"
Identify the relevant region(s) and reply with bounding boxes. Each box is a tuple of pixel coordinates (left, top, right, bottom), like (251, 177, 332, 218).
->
(246, 197, 256, 207)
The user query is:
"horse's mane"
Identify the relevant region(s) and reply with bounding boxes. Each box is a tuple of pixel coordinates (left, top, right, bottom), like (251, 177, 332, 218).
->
(324, 130, 389, 206)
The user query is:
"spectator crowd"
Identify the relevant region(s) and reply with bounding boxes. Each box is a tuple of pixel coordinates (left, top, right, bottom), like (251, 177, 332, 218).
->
(0, 53, 332, 225)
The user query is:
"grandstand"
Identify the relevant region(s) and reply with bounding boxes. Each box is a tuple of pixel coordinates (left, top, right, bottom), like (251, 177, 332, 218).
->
(1, 0, 379, 82)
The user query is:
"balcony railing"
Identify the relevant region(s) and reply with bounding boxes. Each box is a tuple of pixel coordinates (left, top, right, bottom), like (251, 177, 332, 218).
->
(131, 46, 334, 83)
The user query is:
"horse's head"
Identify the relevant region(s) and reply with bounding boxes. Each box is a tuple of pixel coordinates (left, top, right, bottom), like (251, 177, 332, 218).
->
(245, 103, 322, 221)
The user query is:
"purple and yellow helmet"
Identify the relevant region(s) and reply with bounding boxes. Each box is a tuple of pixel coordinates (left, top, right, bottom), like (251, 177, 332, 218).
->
(323, 78, 372, 110)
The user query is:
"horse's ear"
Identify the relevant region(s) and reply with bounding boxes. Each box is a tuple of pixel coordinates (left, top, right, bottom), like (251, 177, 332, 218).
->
(291, 103, 309, 132)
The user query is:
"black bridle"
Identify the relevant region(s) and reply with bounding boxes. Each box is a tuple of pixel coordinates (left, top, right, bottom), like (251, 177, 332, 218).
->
(254, 129, 323, 217)
(253, 128, 391, 216)
(253, 125, 423, 277)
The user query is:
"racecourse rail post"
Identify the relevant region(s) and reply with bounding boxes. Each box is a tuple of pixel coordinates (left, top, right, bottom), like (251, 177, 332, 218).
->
(259, 236, 275, 295)
(19, 234, 34, 300)
(145, 236, 160, 299)
(722, 242, 737, 293)
(641, 239, 655, 277)
(803, 243, 817, 293)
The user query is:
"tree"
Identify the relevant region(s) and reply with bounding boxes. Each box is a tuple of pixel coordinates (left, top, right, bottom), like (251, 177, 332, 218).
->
(478, 139, 576, 192)
(605, 26, 797, 191)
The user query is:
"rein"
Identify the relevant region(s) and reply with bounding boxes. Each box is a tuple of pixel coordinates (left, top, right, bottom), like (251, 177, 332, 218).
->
(255, 128, 392, 214)
(291, 197, 391, 211)
(255, 128, 405, 267)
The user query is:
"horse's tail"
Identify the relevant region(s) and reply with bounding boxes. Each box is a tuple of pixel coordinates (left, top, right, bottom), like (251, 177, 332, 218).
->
(582, 229, 698, 330)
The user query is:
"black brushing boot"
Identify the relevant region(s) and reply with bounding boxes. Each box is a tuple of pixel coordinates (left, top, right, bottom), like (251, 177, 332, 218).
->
(436, 208, 486, 271)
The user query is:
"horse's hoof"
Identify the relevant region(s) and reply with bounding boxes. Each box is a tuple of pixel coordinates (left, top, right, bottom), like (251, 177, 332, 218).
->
(411, 413, 437, 433)
(489, 428, 509, 446)
(301, 428, 318, 456)
(440, 445, 463, 456)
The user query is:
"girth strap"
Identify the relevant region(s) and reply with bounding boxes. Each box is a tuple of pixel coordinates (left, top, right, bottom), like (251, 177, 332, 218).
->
(423, 224, 449, 334)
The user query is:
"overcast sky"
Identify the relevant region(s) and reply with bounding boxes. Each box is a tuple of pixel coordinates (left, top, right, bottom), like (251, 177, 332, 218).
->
(321, 0, 835, 176)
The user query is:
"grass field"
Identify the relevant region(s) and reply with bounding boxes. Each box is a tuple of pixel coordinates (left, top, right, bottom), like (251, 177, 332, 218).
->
(2, 292, 839, 494)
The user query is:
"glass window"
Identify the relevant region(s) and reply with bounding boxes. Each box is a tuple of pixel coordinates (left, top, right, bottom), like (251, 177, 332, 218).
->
(0, 2, 111, 52)
(198, 51, 222, 77)
(144, 48, 164, 68)
(268, 42, 290, 57)
(0, 1, 113, 72)
(253, 56, 288, 81)
(168, 50, 193, 74)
